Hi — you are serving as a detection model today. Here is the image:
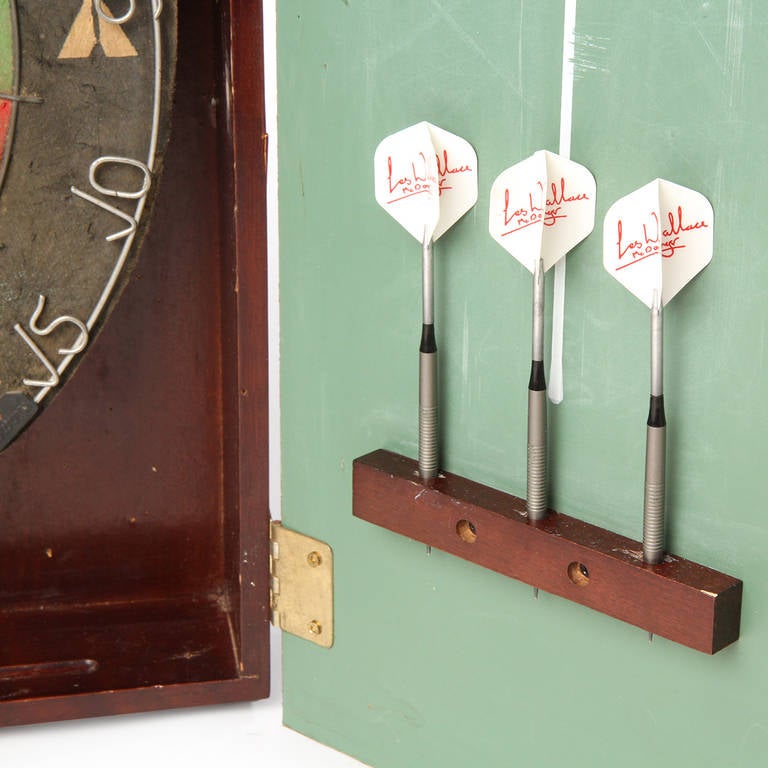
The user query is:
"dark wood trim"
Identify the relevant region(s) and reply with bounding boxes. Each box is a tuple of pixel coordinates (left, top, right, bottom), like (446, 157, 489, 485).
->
(353, 449, 742, 654)
(1, 677, 265, 728)
(229, 0, 271, 681)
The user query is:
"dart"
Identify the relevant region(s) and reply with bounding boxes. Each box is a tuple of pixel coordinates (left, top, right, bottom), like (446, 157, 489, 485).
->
(603, 179, 713, 564)
(374, 122, 477, 481)
(489, 150, 596, 520)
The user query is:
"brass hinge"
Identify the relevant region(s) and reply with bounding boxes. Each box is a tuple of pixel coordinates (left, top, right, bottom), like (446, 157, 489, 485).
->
(269, 521, 334, 648)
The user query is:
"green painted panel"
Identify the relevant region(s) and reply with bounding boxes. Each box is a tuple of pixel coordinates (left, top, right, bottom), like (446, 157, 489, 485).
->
(279, 1, 767, 766)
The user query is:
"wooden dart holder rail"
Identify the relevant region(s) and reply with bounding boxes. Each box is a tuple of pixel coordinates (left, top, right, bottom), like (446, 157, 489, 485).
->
(353, 450, 742, 654)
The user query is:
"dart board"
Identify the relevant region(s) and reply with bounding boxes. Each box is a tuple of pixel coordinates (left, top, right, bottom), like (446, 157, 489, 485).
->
(0, 0, 176, 450)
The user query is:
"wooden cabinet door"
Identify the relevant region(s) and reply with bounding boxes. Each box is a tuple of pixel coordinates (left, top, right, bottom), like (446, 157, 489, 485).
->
(278, 2, 763, 766)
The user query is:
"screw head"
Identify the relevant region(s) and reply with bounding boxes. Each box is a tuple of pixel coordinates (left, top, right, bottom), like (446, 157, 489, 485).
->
(307, 551, 322, 567)
(307, 620, 322, 636)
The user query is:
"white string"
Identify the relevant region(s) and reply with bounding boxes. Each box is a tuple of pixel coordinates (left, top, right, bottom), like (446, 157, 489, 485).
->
(550, 0, 577, 405)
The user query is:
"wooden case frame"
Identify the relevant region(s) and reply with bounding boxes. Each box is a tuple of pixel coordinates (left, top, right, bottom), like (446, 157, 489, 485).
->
(0, 0, 270, 726)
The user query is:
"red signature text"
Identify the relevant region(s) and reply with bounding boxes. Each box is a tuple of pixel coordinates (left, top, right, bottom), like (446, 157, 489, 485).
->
(615, 206, 709, 270)
(386, 149, 472, 204)
(386, 152, 436, 204)
(661, 205, 708, 258)
(436, 149, 472, 195)
(500, 177, 590, 237)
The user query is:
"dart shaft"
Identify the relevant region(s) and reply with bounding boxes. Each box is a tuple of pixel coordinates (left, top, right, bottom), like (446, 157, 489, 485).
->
(531, 258, 545, 363)
(419, 239, 438, 480)
(650, 293, 663, 398)
(644, 297, 666, 564)
(422, 238, 434, 326)
(527, 259, 547, 520)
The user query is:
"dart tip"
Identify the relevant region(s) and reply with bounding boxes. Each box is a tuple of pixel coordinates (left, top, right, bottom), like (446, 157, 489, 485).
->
(648, 632, 654, 643)
(533, 587, 539, 600)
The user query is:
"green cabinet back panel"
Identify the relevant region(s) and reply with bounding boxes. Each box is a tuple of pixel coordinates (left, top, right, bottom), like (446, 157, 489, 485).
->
(278, 2, 766, 766)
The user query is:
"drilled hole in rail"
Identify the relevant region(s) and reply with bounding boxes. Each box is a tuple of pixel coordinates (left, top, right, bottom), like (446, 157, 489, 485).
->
(567, 562, 590, 587)
(456, 519, 477, 544)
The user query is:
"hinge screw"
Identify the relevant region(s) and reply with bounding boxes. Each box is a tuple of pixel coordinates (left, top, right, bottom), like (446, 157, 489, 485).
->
(307, 551, 322, 567)
(307, 620, 323, 636)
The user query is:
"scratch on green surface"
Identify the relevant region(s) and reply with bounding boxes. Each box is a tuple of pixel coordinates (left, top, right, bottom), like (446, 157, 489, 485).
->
(0, 0, 12, 91)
